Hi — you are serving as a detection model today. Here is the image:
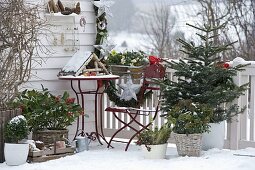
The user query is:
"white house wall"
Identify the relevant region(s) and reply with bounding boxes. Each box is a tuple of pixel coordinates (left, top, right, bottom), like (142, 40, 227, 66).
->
(22, 0, 97, 140)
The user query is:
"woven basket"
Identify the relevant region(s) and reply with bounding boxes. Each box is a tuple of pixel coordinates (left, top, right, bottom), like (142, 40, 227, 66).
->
(173, 133, 202, 157)
(32, 129, 68, 146)
(109, 65, 129, 76)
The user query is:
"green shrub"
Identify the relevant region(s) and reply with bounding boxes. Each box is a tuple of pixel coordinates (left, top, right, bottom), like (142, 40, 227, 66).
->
(167, 100, 212, 134)
(11, 87, 84, 131)
(136, 125, 171, 151)
(4, 115, 29, 143)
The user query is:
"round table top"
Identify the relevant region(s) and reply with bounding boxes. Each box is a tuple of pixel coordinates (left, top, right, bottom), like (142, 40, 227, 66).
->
(58, 74, 120, 80)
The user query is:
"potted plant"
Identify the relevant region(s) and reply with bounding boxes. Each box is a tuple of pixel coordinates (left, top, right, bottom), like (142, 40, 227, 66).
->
(4, 115, 29, 166)
(160, 23, 248, 150)
(106, 50, 149, 78)
(11, 87, 84, 145)
(136, 124, 171, 159)
(167, 100, 212, 157)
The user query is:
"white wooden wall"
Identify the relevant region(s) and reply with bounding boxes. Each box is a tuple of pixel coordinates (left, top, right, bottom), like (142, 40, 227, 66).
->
(22, 0, 97, 141)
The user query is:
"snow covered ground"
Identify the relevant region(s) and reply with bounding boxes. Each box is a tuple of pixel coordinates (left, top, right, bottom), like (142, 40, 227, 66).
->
(1, 142, 255, 170)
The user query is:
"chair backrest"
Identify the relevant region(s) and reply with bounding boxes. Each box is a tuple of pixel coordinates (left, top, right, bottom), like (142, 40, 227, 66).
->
(142, 63, 165, 90)
(136, 63, 165, 105)
(144, 63, 165, 79)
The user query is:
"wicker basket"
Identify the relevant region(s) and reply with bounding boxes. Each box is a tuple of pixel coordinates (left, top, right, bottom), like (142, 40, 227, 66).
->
(173, 133, 202, 157)
(32, 129, 68, 146)
(109, 65, 129, 77)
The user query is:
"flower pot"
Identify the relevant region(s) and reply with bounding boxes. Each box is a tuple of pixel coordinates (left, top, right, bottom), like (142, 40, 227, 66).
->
(4, 143, 29, 166)
(32, 129, 68, 146)
(129, 66, 144, 79)
(173, 133, 202, 157)
(141, 143, 168, 159)
(202, 121, 225, 150)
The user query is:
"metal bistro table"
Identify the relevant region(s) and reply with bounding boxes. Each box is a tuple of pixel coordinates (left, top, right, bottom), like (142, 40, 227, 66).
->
(59, 74, 119, 145)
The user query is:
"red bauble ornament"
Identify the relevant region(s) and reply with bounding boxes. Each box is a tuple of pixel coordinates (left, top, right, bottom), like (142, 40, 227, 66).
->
(223, 63, 230, 69)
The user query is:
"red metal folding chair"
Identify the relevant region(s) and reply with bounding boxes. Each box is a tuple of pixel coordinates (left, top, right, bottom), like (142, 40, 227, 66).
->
(105, 63, 165, 151)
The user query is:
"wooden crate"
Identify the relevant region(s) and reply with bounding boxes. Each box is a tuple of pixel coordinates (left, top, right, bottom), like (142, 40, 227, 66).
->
(28, 146, 76, 163)
(0, 108, 21, 163)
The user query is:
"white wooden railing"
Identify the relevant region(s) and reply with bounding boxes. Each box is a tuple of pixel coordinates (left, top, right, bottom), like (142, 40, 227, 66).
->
(102, 57, 255, 150)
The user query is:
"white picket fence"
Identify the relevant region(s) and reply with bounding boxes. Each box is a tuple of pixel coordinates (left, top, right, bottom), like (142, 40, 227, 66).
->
(102, 57, 255, 150)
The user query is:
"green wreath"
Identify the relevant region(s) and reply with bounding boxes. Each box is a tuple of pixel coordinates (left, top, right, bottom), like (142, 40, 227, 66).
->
(104, 81, 153, 107)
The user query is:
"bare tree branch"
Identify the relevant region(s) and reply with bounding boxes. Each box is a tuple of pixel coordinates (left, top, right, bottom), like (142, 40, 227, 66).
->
(0, 0, 51, 107)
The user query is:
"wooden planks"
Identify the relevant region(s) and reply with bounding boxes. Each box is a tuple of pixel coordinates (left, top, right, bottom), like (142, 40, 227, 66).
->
(28, 147, 75, 163)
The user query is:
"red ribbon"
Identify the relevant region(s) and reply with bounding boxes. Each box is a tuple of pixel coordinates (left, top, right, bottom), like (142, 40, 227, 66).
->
(149, 56, 161, 65)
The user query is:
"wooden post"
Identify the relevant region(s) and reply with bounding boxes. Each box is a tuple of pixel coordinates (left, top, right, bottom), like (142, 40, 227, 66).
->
(229, 58, 245, 150)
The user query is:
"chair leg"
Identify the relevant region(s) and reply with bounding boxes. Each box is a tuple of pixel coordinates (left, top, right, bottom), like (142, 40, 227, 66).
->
(107, 111, 139, 149)
(125, 122, 152, 151)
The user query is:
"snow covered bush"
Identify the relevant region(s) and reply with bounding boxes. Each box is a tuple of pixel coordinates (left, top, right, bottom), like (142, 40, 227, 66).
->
(167, 100, 212, 134)
(4, 115, 29, 143)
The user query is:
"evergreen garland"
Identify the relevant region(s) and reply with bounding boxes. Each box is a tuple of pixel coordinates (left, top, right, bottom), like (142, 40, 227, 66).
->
(105, 80, 153, 107)
(93, 0, 108, 57)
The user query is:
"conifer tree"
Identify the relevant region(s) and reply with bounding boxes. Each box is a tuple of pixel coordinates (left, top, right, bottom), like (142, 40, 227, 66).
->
(160, 23, 249, 123)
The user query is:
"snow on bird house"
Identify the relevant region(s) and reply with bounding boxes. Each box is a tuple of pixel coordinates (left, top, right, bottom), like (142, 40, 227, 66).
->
(58, 51, 109, 77)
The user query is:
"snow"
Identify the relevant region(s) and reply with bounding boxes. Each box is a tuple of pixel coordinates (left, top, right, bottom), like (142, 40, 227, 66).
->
(10, 115, 26, 124)
(1, 142, 255, 170)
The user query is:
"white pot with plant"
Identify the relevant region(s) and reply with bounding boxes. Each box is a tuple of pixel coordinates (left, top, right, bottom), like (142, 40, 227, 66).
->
(4, 115, 29, 166)
(136, 124, 171, 159)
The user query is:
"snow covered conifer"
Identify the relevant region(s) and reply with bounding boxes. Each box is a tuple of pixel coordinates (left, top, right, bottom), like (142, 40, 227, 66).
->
(160, 23, 249, 123)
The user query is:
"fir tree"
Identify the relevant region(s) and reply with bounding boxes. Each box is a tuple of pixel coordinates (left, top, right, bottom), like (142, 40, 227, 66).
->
(160, 23, 249, 123)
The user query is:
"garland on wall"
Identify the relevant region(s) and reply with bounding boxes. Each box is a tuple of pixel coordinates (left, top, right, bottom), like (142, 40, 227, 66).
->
(93, 0, 111, 57)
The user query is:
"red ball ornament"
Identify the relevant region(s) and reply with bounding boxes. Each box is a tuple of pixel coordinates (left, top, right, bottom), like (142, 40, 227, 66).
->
(223, 63, 230, 69)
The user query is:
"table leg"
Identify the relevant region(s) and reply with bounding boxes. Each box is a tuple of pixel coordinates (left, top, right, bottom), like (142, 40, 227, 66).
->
(71, 80, 80, 141)
(93, 83, 104, 145)
(78, 80, 85, 136)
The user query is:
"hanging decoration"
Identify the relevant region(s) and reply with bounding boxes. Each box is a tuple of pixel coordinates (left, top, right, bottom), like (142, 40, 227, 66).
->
(92, 0, 152, 107)
(80, 16, 86, 32)
(97, 19, 107, 30)
(105, 81, 153, 107)
(119, 77, 141, 101)
(93, 0, 114, 58)
(93, 0, 114, 17)
(93, 40, 115, 59)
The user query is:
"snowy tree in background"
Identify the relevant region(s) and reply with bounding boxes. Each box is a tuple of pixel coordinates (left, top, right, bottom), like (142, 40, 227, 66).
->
(140, 1, 184, 59)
